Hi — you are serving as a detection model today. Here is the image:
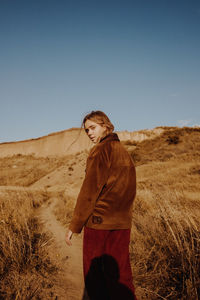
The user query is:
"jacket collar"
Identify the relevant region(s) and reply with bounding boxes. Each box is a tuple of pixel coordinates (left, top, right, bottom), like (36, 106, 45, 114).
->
(100, 132, 120, 143)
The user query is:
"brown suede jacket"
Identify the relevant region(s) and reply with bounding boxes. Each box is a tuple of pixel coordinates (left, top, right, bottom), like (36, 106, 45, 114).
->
(69, 132, 136, 233)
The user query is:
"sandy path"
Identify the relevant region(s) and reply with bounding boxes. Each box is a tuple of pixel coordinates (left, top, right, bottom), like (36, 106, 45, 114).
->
(38, 197, 85, 300)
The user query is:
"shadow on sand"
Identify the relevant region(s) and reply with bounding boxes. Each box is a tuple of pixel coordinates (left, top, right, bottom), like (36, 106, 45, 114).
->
(82, 254, 137, 300)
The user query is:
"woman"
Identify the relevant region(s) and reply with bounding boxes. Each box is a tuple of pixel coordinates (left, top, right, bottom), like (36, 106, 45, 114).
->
(66, 111, 137, 300)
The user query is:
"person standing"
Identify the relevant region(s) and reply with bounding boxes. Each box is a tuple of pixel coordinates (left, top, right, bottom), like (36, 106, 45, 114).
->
(66, 111, 137, 300)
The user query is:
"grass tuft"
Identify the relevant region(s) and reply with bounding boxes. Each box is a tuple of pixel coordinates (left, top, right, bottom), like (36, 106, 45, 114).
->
(0, 190, 62, 299)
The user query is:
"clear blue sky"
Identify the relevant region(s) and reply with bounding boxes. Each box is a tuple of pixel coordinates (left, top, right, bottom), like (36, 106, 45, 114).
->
(0, 0, 200, 142)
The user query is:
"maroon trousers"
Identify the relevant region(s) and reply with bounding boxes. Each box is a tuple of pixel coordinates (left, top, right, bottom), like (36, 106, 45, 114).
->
(83, 227, 137, 300)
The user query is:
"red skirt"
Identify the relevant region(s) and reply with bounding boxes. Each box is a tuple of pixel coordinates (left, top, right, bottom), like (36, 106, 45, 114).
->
(83, 227, 137, 300)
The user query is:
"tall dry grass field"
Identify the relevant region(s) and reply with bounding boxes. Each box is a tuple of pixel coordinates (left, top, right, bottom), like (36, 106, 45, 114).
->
(128, 127, 200, 299)
(131, 186, 200, 299)
(0, 189, 61, 299)
(0, 126, 199, 299)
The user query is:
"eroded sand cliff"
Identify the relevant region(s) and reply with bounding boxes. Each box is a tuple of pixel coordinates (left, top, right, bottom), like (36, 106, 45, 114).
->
(0, 127, 164, 157)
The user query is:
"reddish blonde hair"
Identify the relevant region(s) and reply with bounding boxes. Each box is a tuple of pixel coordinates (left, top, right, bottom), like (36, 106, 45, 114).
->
(82, 111, 114, 134)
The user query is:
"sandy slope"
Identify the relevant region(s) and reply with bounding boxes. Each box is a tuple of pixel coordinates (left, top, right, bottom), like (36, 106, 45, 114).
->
(0, 127, 164, 157)
(0, 128, 93, 157)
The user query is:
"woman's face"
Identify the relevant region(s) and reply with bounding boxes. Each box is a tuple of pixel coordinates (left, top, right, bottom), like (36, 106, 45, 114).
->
(84, 119, 107, 144)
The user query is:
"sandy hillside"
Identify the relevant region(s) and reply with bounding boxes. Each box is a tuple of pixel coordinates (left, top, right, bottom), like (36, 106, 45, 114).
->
(0, 127, 164, 157)
(1, 126, 200, 299)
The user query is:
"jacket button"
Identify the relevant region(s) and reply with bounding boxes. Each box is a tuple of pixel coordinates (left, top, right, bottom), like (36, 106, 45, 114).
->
(92, 216, 103, 224)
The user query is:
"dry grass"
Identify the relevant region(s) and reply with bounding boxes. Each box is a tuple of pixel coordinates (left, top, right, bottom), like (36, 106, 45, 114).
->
(128, 127, 200, 166)
(52, 190, 74, 228)
(126, 127, 200, 299)
(0, 154, 70, 186)
(131, 188, 200, 299)
(1, 126, 200, 299)
(0, 189, 63, 299)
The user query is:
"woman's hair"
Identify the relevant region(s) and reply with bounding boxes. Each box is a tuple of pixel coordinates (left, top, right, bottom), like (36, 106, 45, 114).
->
(82, 111, 114, 134)
(65, 111, 114, 154)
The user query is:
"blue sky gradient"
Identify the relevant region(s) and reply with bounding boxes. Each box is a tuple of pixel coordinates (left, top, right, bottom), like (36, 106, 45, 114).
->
(0, 0, 200, 142)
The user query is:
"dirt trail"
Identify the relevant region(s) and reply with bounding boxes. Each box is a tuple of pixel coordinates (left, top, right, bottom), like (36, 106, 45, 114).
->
(38, 197, 85, 300)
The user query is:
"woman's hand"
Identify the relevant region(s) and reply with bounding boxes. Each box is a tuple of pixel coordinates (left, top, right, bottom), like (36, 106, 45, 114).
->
(66, 229, 73, 246)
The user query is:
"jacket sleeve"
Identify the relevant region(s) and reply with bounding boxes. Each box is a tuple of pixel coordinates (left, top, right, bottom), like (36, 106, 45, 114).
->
(68, 146, 110, 233)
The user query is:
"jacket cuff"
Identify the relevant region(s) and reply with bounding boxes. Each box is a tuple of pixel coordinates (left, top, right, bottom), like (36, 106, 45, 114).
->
(69, 219, 84, 234)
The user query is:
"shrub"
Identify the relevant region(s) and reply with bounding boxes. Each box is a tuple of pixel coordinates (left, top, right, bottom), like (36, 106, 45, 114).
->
(166, 135, 180, 145)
